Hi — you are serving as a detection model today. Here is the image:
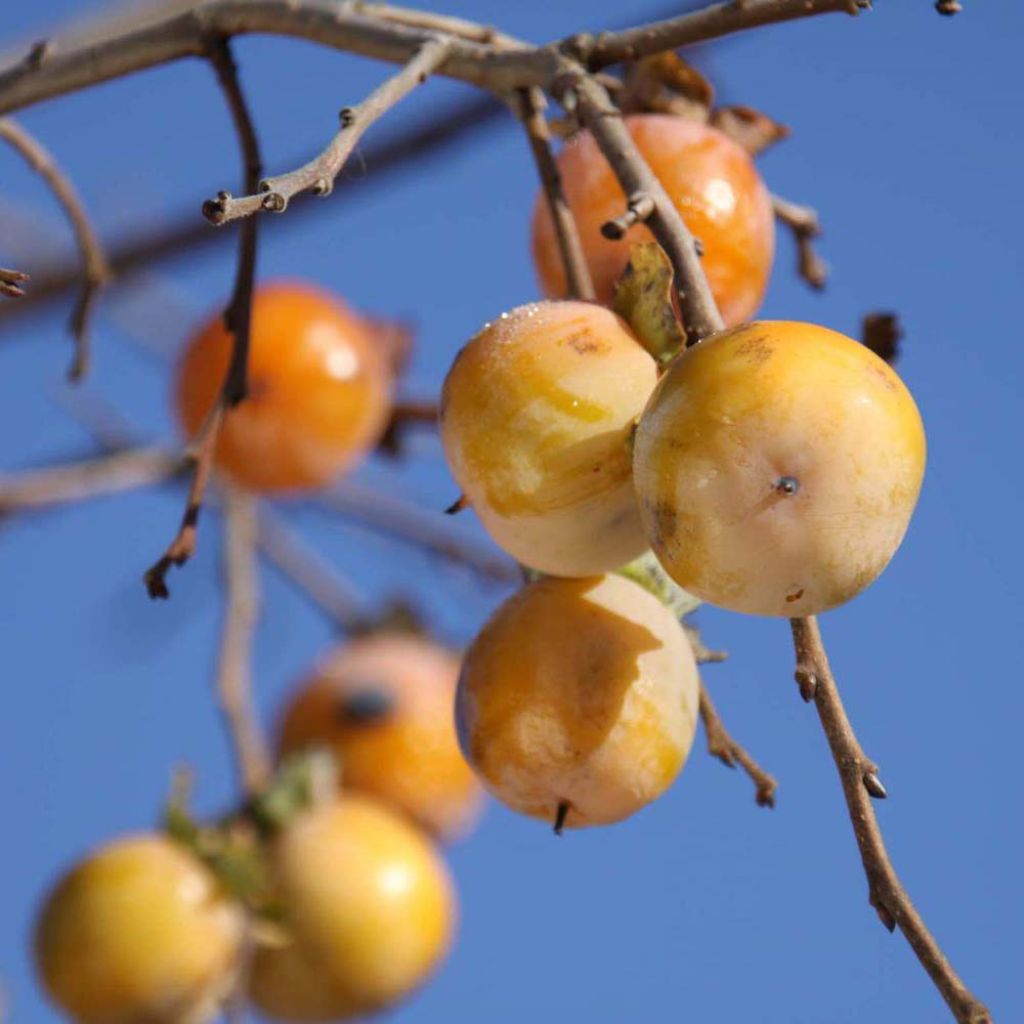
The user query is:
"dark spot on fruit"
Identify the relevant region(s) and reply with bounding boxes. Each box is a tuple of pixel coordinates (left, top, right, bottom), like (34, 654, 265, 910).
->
(565, 332, 605, 355)
(336, 688, 394, 725)
(652, 500, 677, 545)
(735, 335, 774, 367)
(785, 588, 805, 603)
(776, 476, 799, 496)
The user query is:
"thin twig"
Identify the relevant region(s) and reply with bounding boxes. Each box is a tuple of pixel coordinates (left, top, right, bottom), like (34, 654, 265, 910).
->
(144, 38, 261, 599)
(515, 86, 595, 301)
(789, 616, 991, 1024)
(0, 0, 867, 115)
(567, 68, 724, 344)
(772, 193, 827, 290)
(0, 117, 108, 377)
(204, 37, 452, 224)
(0, 95, 502, 329)
(219, 487, 271, 796)
(378, 399, 439, 456)
(315, 481, 519, 583)
(698, 683, 777, 808)
(0, 267, 28, 297)
(256, 505, 370, 632)
(0, 446, 182, 514)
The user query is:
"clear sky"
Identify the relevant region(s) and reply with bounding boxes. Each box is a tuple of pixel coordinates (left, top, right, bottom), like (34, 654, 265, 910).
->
(0, 2, 1019, 1022)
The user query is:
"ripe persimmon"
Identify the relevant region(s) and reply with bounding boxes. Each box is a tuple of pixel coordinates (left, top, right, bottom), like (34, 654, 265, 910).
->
(175, 281, 392, 493)
(532, 114, 775, 325)
(633, 321, 927, 616)
(278, 631, 483, 842)
(455, 573, 700, 830)
(249, 795, 455, 1021)
(34, 834, 243, 1024)
(440, 300, 656, 576)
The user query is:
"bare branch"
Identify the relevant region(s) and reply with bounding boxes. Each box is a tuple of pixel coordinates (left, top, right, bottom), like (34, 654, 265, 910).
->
(0, 94, 502, 329)
(789, 616, 991, 1024)
(772, 193, 828, 290)
(0, 267, 28, 297)
(514, 86, 594, 301)
(567, 0, 870, 70)
(315, 481, 519, 583)
(144, 38, 261, 599)
(204, 36, 452, 225)
(0, 0, 866, 117)
(698, 683, 777, 808)
(219, 487, 271, 796)
(568, 69, 724, 344)
(377, 398, 439, 456)
(0, 446, 182, 514)
(256, 505, 370, 632)
(0, 117, 108, 377)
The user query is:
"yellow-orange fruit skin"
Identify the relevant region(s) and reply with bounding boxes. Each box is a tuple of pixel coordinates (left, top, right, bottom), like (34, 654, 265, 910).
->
(34, 835, 243, 1024)
(175, 281, 392, 494)
(455, 574, 699, 829)
(532, 114, 775, 325)
(277, 632, 484, 842)
(249, 796, 456, 1022)
(440, 301, 657, 576)
(633, 321, 927, 617)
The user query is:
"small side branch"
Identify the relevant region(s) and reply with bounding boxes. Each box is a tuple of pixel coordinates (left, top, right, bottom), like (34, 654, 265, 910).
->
(789, 616, 991, 1024)
(219, 488, 271, 796)
(515, 86, 594, 301)
(772, 193, 827, 291)
(0, 267, 29, 297)
(378, 399, 440, 456)
(204, 36, 451, 225)
(0, 117, 108, 377)
(567, 69, 724, 344)
(698, 683, 777, 808)
(144, 39, 261, 599)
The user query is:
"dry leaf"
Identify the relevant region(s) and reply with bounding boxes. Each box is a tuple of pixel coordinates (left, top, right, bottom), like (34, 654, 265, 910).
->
(710, 105, 790, 156)
(620, 52, 714, 122)
(861, 312, 902, 365)
(612, 242, 686, 363)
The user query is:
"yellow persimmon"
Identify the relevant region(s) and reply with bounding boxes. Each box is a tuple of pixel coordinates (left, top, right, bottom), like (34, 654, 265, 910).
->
(633, 321, 927, 616)
(455, 573, 699, 829)
(249, 796, 456, 1022)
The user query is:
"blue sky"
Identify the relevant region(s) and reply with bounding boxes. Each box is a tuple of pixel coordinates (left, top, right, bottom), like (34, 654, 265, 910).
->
(0, 2, 1019, 1022)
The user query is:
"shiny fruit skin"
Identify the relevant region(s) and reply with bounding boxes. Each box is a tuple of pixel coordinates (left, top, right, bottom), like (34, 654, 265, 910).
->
(455, 573, 699, 828)
(633, 321, 927, 617)
(532, 114, 775, 325)
(175, 281, 391, 494)
(440, 300, 657, 576)
(34, 834, 243, 1024)
(249, 796, 456, 1022)
(277, 631, 483, 842)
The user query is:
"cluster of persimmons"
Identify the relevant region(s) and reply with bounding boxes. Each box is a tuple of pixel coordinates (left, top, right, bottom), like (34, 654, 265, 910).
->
(32, 111, 925, 1023)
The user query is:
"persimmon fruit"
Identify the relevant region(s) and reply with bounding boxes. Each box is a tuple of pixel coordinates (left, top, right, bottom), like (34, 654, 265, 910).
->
(531, 114, 775, 325)
(277, 631, 483, 842)
(455, 573, 700, 829)
(633, 321, 927, 616)
(440, 300, 657, 576)
(34, 834, 243, 1024)
(175, 281, 392, 493)
(249, 795, 455, 1022)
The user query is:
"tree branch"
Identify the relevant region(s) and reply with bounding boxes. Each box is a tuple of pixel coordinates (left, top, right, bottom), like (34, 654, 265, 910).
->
(0, 446, 182, 514)
(567, 68, 724, 343)
(514, 86, 595, 301)
(567, 0, 870, 70)
(315, 481, 519, 583)
(204, 35, 452, 224)
(698, 682, 777, 808)
(218, 487, 271, 796)
(789, 616, 991, 1024)
(772, 192, 827, 290)
(256, 504, 370, 632)
(144, 38, 261, 599)
(0, 0, 866, 117)
(0, 117, 108, 378)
